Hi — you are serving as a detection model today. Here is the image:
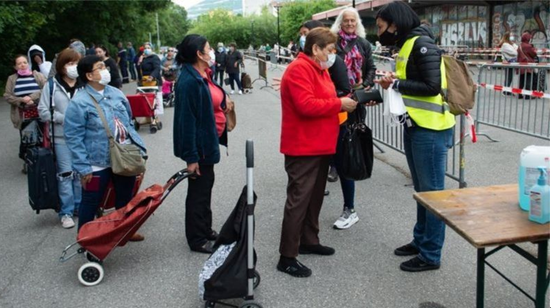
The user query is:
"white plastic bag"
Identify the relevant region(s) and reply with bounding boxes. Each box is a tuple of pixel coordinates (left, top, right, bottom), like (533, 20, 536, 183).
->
(383, 88, 406, 126)
(155, 90, 164, 115)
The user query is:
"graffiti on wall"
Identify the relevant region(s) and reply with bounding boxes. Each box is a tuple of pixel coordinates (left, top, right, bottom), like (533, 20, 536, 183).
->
(441, 20, 487, 46)
(493, 2, 550, 48)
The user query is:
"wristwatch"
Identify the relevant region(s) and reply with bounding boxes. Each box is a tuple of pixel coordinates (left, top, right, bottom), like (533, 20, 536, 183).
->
(392, 80, 400, 90)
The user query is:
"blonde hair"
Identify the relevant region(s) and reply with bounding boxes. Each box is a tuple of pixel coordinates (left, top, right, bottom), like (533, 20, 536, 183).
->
(330, 7, 366, 38)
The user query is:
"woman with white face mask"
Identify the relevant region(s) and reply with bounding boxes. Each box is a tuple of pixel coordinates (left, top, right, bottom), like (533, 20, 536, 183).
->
(63, 55, 147, 239)
(173, 34, 234, 254)
(38, 48, 83, 229)
(277, 27, 357, 278)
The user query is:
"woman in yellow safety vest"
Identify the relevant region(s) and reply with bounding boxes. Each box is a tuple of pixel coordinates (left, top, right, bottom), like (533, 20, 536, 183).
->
(375, 1, 455, 273)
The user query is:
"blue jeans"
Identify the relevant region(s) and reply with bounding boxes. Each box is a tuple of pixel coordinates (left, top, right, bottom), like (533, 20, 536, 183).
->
(334, 125, 355, 209)
(403, 125, 453, 265)
(55, 142, 81, 217)
(78, 168, 136, 230)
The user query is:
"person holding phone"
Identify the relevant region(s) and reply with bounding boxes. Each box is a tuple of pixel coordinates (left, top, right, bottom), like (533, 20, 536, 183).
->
(64, 55, 147, 240)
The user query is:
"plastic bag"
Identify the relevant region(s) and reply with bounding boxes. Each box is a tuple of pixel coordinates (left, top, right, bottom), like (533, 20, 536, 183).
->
(383, 88, 406, 126)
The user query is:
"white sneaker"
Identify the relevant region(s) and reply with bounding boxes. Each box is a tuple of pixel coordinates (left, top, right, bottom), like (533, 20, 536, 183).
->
(230, 90, 235, 95)
(238, 90, 243, 95)
(333, 208, 359, 230)
(61, 215, 75, 229)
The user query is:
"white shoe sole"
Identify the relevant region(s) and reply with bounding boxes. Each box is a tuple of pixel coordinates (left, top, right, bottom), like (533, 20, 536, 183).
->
(333, 216, 359, 230)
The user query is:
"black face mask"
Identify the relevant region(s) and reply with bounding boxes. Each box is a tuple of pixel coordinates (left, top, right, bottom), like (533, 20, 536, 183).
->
(379, 26, 397, 46)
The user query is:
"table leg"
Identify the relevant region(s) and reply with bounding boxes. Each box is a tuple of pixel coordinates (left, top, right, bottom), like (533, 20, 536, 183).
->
(477, 248, 485, 308)
(535, 240, 549, 308)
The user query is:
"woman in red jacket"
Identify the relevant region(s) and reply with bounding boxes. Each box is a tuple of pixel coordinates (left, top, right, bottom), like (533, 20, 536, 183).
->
(277, 27, 357, 278)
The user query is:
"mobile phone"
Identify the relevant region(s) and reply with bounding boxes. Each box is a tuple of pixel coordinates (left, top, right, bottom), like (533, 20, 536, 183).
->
(85, 175, 101, 191)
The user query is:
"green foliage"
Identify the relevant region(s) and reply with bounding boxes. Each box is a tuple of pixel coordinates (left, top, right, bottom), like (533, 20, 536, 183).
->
(279, 0, 336, 43)
(0, 0, 191, 86)
(189, 8, 276, 49)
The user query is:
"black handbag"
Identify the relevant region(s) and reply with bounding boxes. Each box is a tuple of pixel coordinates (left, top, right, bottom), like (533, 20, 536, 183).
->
(339, 106, 374, 181)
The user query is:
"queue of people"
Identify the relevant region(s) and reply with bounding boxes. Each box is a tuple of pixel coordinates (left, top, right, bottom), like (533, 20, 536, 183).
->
(4, 1, 490, 285)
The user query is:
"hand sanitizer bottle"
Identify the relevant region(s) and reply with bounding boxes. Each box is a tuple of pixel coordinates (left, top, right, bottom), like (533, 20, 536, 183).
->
(529, 166, 550, 224)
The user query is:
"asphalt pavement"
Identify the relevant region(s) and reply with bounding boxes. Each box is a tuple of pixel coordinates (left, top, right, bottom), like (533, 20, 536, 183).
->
(0, 59, 548, 308)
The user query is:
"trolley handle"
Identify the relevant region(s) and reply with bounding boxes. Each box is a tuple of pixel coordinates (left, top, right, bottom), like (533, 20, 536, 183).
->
(246, 139, 254, 168)
(161, 169, 195, 201)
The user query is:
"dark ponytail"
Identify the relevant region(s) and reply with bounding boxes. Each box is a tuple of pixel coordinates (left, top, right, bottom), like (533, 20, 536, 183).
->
(176, 34, 208, 65)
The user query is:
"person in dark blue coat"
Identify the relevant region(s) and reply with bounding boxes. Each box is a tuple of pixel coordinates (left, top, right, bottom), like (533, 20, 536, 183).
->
(173, 34, 233, 254)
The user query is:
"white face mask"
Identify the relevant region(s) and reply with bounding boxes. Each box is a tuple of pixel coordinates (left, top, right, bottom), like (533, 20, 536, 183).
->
(299, 35, 306, 50)
(66, 65, 79, 79)
(98, 69, 111, 85)
(319, 53, 336, 70)
(203, 50, 216, 67)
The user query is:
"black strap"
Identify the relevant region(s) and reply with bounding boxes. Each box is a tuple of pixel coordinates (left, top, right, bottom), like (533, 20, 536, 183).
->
(343, 38, 359, 55)
(48, 78, 56, 162)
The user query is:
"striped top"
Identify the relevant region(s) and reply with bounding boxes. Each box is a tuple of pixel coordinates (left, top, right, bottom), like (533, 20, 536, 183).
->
(13, 75, 40, 97)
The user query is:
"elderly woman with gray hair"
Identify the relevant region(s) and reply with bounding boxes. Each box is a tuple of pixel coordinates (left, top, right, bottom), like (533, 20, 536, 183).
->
(328, 7, 377, 230)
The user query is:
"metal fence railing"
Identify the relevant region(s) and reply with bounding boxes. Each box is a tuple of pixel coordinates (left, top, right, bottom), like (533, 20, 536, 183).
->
(474, 63, 550, 141)
(366, 84, 467, 188)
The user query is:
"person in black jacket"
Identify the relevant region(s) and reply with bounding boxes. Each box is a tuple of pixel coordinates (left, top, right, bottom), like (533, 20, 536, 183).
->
(214, 42, 227, 86)
(225, 43, 243, 95)
(375, 1, 455, 273)
(95, 45, 122, 89)
(329, 7, 377, 230)
(141, 43, 162, 86)
(331, 7, 377, 90)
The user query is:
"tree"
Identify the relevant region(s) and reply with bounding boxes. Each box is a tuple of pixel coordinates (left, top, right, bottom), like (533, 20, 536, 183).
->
(279, 0, 336, 43)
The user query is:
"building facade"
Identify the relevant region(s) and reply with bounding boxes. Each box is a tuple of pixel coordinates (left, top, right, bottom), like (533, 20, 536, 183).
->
(313, 1, 550, 49)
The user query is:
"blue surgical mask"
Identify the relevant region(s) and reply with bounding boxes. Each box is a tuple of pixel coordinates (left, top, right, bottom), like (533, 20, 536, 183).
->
(299, 35, 306, 50)
(144, 49, 152, 56)
(218, 47, 224, 53)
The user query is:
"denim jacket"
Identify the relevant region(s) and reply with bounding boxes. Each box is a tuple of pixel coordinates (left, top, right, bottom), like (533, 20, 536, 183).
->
(64, 84, 146, 176)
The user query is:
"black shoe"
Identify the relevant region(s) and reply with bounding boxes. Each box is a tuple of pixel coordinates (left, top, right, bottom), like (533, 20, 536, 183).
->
(207, 230, 219, 241)
(190, 241, 214, 254)
(394, 243, 419, 256)
(400, 256, 440, 272)
(327, 166, 339, 182)
(299, 244, 335, 255)
(324, 189, 330, 196)
(277, 256, 312, 278)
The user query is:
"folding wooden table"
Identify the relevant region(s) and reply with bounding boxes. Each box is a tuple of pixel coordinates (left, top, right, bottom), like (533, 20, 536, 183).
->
(414, 184, 549, 308)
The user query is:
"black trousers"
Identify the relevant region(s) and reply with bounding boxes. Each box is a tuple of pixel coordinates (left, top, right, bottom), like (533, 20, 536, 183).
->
(215, 69, 225, 86)
(228, 72, 243, 91)
(185, 164, 215, 248)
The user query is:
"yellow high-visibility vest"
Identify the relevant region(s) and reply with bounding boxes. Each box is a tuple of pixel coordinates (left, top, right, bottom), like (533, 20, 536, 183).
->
(395, 36, 455, 131)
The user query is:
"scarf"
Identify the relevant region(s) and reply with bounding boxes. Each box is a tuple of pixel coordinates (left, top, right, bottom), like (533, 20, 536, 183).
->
(339, 30, 363, 86)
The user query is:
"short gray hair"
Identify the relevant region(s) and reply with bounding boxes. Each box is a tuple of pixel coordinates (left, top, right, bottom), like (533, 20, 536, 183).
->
(330, 7, 366, 38)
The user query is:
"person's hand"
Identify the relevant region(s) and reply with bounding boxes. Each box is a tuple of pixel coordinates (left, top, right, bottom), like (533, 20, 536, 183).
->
(502, 60, 509, 64)
(147, 76, 153, 81)
(34, 56, 43, 65)
(22, 96, 33, 105)
(234, 63, 238, 68)
(340, 97, 358, 112)
(272, 77, 282, 91)
(225, 98, 234, 114)
(374, 74, 394, 90)
(187, 162, 201, 176)
(81, 173, 93, 187)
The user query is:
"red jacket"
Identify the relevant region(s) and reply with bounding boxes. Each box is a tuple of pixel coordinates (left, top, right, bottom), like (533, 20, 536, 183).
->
(280, 53, 342, 156)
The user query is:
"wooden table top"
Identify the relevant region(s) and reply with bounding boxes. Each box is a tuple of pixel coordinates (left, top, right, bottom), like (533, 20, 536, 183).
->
(414, 184, 550, 249)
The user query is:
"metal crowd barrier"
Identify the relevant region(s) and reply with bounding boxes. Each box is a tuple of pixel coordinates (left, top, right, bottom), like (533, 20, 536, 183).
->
(366, 83, 467, 188)
(474, 62, 550, 141)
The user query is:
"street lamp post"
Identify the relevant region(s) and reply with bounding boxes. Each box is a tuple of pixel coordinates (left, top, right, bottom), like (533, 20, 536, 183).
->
(251, 20, 255, 48)
(276, 5, 280, 61)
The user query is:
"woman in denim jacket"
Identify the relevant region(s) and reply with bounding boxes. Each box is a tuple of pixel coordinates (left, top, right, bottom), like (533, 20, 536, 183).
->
(64, 55, 147, 241)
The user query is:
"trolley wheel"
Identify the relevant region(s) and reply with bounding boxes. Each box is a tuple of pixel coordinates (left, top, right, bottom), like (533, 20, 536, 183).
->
(78, 262, 104, 286)
(239, 300, 262, 308)
(157, 121, 163, 130)
(204, 301, 216, 308)
(134, 119, 140, 131)
(84, 251, 101, 263)
(253, 270, 260, 289)
(149, 126, 157, 134)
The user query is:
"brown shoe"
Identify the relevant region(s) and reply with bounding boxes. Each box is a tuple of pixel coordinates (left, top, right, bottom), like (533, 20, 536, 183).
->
(128, 233, 145, 242)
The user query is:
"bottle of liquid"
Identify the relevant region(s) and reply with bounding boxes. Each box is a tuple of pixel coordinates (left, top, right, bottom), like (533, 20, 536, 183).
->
(529, 166, 550, 224)
(519, 146, 550, 211)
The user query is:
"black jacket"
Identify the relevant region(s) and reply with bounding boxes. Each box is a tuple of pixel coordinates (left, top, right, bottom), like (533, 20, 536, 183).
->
(215, 51, 227, 71)
(104, 57, 122, 89)
(328, 56, 352, 97)
(395, 25, 442, 97)
(141, 55, 162, 85)
(335, 36, 376, 88)
(225, 50, 242, 74)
